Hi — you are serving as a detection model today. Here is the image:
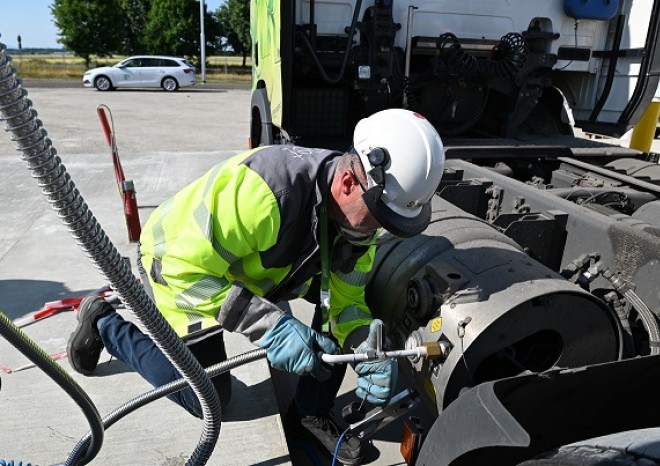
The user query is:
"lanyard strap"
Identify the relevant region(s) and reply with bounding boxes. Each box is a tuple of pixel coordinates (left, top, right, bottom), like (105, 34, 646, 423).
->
(320, 198, 331, 333)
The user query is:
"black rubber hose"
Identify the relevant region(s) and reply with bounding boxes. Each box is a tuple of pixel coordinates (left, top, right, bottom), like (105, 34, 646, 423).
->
(437, 32, 527, 79)
(0, 312, 104, 464)
(298, 0, 362, 84)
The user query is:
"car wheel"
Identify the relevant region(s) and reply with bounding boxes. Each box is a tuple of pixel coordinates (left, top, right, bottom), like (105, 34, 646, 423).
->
(162, 77, 179, 92)
(94, 76, 113, 91)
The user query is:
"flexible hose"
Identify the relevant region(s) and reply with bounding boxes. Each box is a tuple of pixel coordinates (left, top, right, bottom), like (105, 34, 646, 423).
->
(0, 40, 222, 465)
(0, 312, 104, 464)
(596, 262, 660, 356)
(623, 289, 660, 355)
(68, 349, 267, 464)
(437, 32, 527, 79)
(298, 0, 362, 84)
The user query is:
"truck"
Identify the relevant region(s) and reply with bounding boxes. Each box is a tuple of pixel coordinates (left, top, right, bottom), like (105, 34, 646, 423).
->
(249, 0, 660, 465)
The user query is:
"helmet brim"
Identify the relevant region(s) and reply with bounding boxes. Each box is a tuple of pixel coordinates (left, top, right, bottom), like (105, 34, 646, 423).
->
(362, 186, 430, 238)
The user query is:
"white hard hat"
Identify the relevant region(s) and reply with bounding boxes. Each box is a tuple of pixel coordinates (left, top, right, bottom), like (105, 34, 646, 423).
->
(352, 109, 445, 237)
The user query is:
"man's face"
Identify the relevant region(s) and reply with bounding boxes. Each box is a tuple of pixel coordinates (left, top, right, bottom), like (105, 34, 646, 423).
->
(340, 190, 378, 233)
(336, 165, 380, 242)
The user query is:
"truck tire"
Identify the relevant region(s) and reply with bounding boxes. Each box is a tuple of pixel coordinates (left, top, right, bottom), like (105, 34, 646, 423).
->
(519, 429, 660, 466)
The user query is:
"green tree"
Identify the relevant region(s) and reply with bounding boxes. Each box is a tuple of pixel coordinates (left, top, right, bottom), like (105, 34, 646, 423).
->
(215, 0, 251, 66)
(144, 0, 219, 59)
(118, 0, 151, 54)
(51, 0, 123, 67)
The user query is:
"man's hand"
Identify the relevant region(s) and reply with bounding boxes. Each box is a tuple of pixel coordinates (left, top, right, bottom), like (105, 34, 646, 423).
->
(258, 313, 339, 380)
(353, 319, 398, 405)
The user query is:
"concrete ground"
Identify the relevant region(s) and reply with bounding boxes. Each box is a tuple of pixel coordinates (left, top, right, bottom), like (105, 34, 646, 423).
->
(0, 82, 425, 466)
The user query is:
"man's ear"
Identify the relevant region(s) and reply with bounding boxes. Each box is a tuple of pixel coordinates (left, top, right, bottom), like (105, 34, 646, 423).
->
(339, 169, 358, 195)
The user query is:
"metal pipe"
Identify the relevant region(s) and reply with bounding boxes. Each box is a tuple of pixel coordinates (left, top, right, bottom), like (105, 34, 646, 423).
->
(403, 5, 418, 108)
(321, 346, 429, 364)
(404, 5, 417, 78)
(200, 0, 207, 83)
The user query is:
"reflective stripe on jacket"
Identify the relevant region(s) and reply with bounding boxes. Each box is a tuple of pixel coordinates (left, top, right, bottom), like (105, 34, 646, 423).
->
(139, 145, 374, 346)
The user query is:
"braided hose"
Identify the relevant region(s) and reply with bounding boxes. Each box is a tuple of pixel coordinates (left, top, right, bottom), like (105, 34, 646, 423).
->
(0, 41, 221, 465)
(70, 349, 268, 459)
(0, 311, 104, 465)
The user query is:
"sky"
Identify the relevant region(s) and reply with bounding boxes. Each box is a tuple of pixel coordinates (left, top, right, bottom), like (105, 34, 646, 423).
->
(0, 0, 225, 49)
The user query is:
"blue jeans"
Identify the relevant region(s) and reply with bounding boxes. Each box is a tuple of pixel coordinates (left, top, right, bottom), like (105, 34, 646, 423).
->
(97, 312, 231, 418)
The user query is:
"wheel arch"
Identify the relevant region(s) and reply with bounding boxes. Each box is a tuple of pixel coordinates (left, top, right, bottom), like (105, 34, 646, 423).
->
(250, 83, 275, 148)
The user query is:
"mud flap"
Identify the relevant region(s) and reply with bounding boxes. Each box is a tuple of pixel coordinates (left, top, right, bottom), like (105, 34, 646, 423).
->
(416, 354, 660, 466)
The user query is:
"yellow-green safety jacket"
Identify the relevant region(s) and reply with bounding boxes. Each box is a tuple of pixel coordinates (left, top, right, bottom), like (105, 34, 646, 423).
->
(139, 145, 375, 347)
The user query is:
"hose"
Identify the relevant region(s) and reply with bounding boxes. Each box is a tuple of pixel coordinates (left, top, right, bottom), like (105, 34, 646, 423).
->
(298, 0, 362, 84)
(0, 311, 104, 465)
(68, 349, 267, 464)
(578, 256, 660, 356)
(625, 289, 660, 354)
(437, 32, 527, 79)
(601, 268, 660, 355)
(0, 40, 221, 465)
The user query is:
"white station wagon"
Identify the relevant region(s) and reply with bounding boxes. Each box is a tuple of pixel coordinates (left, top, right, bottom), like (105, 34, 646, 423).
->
(83, 55, 196, 92)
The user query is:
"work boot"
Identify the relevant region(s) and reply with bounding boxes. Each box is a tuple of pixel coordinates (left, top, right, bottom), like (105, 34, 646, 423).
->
(296, 414, 363, 465)
(67, 295, 114, 375)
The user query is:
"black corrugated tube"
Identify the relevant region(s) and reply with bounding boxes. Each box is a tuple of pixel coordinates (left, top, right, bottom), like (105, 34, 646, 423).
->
(437, 32, 527, 79)
(0, 311, 104, 464)
(0, 39, 221, 466)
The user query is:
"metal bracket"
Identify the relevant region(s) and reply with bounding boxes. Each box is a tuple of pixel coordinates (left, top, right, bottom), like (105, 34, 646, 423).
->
(348, 389, 420, 439)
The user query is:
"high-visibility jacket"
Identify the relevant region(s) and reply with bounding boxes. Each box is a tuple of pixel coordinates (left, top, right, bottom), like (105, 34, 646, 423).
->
(139, 145, 375, 346)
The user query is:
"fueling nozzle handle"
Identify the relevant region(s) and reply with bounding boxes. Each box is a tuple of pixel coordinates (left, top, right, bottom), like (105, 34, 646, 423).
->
(320, 346, 429, 364)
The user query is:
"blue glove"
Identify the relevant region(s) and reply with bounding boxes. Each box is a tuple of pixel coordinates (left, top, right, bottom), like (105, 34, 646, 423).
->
(353, 319, 398, 405)
(258, 313, 339, 380)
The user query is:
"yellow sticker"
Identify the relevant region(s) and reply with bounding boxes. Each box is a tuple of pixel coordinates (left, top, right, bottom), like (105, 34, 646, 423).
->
(430, 317, 442, 333)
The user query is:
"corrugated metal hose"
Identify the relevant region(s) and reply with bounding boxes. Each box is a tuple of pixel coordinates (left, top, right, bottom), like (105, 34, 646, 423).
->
(0, 38, 222, 466)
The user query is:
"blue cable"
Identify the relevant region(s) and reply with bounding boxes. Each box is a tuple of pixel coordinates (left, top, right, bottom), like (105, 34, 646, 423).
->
(331, 428, 350, 466)
(0, 461, 33, 466)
